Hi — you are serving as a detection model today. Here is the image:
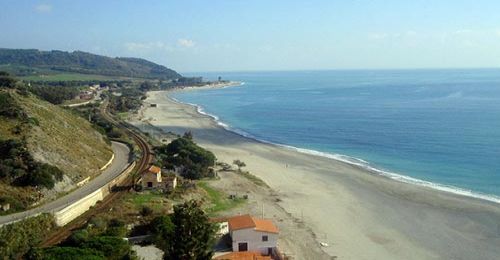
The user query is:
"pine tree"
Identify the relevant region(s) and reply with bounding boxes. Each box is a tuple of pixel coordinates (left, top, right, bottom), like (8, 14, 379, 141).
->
(169, 200, 216, 260)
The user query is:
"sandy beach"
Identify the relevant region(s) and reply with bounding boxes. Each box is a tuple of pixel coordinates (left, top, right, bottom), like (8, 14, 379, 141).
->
(132, 89, 500, 260)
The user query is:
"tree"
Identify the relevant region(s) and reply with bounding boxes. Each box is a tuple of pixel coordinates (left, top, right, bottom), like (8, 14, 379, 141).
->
(82, 236, 135, 260)
(150, 216, 175, 257)
(155, 137, 216, 180)
(153, 200, 216, 260)
(233, 160, 246, 172)
(0, 71, 17, 89)
(66, 229, 90, 246)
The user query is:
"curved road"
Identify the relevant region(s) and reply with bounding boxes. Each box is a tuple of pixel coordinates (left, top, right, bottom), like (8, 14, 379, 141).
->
(0, 141, 131, 226)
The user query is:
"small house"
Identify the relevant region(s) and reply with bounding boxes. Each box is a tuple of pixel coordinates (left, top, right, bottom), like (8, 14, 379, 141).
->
(140, 165, 178, 192)
(228, 214, 279, 256)
(214, 251, 271, 260)
(141, 165, 162, 189)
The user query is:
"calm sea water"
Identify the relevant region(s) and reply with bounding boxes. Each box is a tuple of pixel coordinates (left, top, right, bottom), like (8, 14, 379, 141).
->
(174, 69, 500, 202)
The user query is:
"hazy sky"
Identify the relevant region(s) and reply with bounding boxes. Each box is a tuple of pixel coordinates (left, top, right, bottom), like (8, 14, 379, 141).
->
(1, 0, 500, 72)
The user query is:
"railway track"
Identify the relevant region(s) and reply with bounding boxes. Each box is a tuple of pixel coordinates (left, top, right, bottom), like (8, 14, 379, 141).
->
(40, 99, 153, 247)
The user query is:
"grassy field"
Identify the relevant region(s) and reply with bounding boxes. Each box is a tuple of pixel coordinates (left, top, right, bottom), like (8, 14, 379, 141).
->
(125, 190, 171, 213)
(0, 64, 137, 82)
(197, 181, 245, 215)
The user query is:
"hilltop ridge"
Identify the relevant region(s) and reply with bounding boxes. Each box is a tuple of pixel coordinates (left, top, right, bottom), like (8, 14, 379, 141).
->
(0, 48, 181, 80)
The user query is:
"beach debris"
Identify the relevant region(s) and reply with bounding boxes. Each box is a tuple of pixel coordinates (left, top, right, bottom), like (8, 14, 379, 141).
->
(320, 242, 329, 247)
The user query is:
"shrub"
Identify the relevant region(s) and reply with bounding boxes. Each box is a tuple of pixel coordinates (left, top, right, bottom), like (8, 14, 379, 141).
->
(0, 214, 55, 258)
(104, 219, 128, 237)
(0, 139, 64, 189)
(27, 247, 104, 260)
(66, 229, 90, 246)
(82, 236, 134, 260)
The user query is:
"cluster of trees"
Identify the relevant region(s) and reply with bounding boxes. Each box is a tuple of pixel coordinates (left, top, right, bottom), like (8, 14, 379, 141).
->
(27, 218, 135, 260)
(138, 80, 159, 92)
(21, 201, 215, 260)
(29, 85, 80, 104)
(29, 79, 129, 87)
(0, 48, 181, 80)
(108, 88, 145, 113)
(0, 71, 18, 88)
(1, 71, 78, 105)
(155, 133, 216, 179)
(0, 139, 63, 189)
(150, 200, 217, 260)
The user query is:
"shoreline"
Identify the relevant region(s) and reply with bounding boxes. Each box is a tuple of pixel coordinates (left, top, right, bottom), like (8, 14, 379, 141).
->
(169, 91, 500, 206)
(170, 80, 243, 92)
(135, 90, 500, 260)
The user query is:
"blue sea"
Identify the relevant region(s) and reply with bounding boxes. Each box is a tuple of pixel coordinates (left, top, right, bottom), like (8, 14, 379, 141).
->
(174, 69, 500, 203)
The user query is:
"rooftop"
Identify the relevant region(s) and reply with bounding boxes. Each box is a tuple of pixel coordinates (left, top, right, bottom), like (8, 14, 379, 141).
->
(147, 165, 161, 174)
(228, 214, 279, 234)
(214, 251, 272, 260)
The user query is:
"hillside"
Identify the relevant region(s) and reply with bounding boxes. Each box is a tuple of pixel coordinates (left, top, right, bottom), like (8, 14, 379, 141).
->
(0, 48, 181, 80)
(0, 87, 113, 212)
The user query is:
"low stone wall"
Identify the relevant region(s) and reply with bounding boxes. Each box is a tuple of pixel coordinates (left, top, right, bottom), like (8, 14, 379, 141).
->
(53, 161, 136, 226)
(100, 153, 115, 171)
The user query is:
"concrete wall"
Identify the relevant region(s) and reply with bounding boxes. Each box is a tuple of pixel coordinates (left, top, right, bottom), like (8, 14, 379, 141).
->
(53, 161, 136, 226)
(53, 189, 104, 226)
(100, 153, 115, 171)
(231, 228, 278, 255)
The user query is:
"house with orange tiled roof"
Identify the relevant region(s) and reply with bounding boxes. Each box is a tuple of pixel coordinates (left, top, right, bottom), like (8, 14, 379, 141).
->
(214, 251, 272, 260)
(227, 214, 279, 256)
(140, 165, 177, 191)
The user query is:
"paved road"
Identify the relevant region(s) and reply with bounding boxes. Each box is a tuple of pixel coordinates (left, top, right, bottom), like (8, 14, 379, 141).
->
(0, 141, 131, 226)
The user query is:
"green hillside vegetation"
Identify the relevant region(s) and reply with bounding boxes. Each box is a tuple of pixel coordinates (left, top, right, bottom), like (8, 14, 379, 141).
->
(0, 48, 181, 80)
(0, 213, 55, 259)
(0, 73, 113, 212)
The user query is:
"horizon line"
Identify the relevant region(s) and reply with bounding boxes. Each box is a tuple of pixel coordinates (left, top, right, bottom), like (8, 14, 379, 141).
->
(181, 67, 500, 75)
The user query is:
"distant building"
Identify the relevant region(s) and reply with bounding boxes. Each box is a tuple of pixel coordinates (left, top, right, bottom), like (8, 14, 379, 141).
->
(227, 214, 279, 256)
(79, 92, 93, 100)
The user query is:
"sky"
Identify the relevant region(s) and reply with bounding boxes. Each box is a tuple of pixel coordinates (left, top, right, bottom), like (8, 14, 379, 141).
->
(1, 0, 500, 72)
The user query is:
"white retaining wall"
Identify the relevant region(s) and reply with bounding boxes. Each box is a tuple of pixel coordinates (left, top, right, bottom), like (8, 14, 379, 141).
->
(53, 161, 135, 226)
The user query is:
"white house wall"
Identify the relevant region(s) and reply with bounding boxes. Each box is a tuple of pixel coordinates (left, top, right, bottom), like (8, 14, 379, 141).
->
(231, 228, 278, 254)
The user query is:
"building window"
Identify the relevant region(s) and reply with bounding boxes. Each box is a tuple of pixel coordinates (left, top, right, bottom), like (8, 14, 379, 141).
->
(147, 182, 153, 187)
(238, 242, 248, 252)
(262, 235, 268, 241)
